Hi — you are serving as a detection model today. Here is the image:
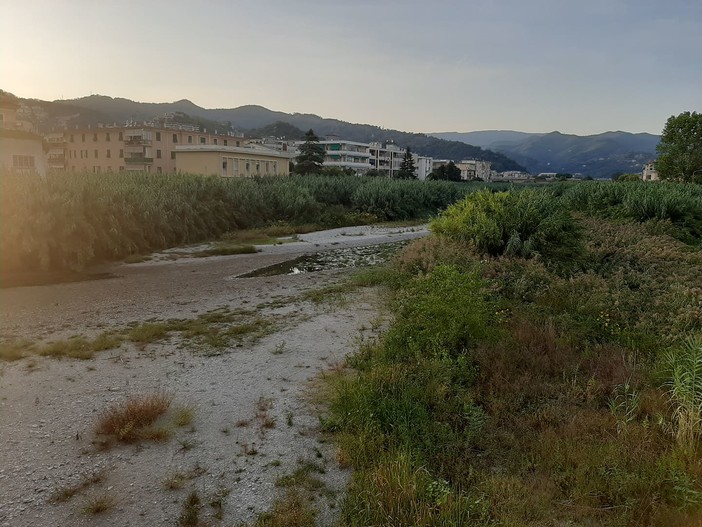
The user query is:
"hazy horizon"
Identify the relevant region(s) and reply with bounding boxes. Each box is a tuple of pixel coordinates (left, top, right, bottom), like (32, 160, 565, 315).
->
(2, 0, 700, 136)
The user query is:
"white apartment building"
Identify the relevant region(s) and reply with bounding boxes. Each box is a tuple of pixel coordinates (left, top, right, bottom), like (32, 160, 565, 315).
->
(320, 140, 372, 174)
(290, 138, 432, 179)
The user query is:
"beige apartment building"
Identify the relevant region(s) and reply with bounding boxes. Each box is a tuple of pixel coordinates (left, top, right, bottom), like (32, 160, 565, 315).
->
(61, 125, 247, 174)
(0, 93, 47, 176)
(175, 145, 292, 177)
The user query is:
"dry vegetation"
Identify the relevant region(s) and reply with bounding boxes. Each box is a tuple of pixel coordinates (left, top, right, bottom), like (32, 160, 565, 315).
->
(95, 392, 172, 443)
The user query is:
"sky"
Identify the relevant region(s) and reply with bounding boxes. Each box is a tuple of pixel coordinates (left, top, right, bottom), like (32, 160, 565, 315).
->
(1, 0, 700, 135)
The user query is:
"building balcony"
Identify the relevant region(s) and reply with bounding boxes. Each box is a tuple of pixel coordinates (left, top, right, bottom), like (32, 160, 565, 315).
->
(125, 156, 154, 164)
(324, 149, 370, 157)
(124, 138, 152, 146)
(324, 161, 372, 170)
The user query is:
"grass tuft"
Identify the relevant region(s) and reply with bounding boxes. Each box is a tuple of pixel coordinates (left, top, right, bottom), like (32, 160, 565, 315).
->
(95, 392, 172, 443)
(81, 493, 116, 515)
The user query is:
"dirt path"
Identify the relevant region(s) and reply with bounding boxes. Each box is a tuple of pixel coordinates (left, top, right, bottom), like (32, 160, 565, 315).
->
(0, 225, 413, 526)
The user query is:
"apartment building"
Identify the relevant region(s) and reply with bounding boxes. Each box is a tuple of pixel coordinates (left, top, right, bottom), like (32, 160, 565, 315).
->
(60, 124, 246, 173)
(320, 140, 372, 174)
(368, 142, 406, 177)
(175, 144, 293, 177)
(456, 159, 492, 181)
(0, 93, 47, 176)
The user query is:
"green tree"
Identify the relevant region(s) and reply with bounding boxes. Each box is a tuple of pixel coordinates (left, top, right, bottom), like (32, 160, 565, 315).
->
(428, 161, 461, 181)
(395, 147, 417, 179)
(294, 129, 325, 174)
(656, 111, 702, 183)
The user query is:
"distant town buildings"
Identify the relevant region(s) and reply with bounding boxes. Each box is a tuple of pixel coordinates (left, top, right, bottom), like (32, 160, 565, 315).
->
(1, 91, 508, 180)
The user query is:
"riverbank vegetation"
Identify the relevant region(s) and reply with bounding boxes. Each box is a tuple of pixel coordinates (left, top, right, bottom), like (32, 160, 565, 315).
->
(325, 181, 702, 525)
(0, 171, 488, 275)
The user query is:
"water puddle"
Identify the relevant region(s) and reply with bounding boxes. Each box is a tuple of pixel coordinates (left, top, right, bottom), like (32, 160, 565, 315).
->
(238, 242, 407, 278)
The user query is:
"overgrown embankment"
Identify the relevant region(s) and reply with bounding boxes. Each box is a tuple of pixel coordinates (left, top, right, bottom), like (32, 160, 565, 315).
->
(0, 172, 486, 274)
(325, 182, 702, 526)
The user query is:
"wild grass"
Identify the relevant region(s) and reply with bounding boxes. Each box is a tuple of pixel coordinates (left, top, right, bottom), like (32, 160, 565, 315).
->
(178, 491, 202, 527)
(663, 337, 702, 452)
(81, 493, 116, 515)
(95, 392, 172, 443)
(173, 405, 195, 427)
(49, 471, 105, 503)
(0, 332, 123, 362)
(325, 184, 702, 526)
(253, 490, 316, 527)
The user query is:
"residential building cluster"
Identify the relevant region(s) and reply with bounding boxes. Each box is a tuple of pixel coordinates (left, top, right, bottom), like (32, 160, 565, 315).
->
(1, 90, 491, 180)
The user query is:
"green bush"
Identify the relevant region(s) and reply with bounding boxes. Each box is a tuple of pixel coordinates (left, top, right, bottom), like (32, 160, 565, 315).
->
(430, 189, 582, 264)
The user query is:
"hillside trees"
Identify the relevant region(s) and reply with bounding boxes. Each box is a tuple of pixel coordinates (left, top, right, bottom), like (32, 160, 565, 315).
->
(295, 129, 325, 174)
(656, 111, 702, 183)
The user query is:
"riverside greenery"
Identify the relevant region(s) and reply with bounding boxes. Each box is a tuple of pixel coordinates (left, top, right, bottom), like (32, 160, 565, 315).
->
(325, 181, 702, 526)
(0, 171, 491, 274)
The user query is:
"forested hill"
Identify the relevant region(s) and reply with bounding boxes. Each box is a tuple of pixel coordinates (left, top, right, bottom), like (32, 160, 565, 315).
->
(433, 130, 660, 178)
(17, 94, 526, 172)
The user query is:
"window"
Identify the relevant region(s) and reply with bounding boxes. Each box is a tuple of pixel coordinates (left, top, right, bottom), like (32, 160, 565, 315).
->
(93, 133, 98, 141)
(224, 140, 228, 146)
(214, 138, 218, 145)
(82, 133, 86, 142)
(106, 133, 110, 142)
(245, 161, 250, 172)
(119, 149, 124, 158)
(236, 141, 240, 147)
(94, 149, 99, 158)
(119, 166, 124, 172)
(118, 132, 123, 141)
(222, 159, 227, 171)
(156, 132, 161, 141)
(157, 166, 162, 174)
(200, 137, 206, 144)
(70, 134, 74, 142)
(188, 135, 193, 144)
(172, 134, 178, 143)
(256, 162, 260, 174)
(171, 152, 176, 160)
(107, 149, 111, 158)
(156, 149, 162, 159)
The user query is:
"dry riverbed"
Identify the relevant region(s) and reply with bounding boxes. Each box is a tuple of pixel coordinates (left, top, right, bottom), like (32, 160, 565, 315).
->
(0, 225, 423, 526)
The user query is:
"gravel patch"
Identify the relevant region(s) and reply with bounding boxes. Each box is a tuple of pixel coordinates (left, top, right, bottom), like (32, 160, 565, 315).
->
(0, 225, 414, 526)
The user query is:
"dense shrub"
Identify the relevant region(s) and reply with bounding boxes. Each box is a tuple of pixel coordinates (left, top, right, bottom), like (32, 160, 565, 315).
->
(430, 189, 582, 264)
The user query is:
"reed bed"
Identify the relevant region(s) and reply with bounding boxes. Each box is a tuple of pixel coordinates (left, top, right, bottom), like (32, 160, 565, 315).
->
(0, 171, 478, 273)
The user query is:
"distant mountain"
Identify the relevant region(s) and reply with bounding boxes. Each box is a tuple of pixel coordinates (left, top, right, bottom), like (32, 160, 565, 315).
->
(432, 130, 660, 178)
(17, 94, 525, 172)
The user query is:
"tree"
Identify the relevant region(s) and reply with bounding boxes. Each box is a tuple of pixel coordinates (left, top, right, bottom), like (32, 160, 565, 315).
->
(656, 111, 702, 183)
(294, 129, 325, 174)
(395, 147, 417, 179)
(428, 161, 461, 181)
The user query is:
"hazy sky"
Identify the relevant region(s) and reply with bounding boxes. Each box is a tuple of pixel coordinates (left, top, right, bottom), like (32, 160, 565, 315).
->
(2, 0, 700, 135)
